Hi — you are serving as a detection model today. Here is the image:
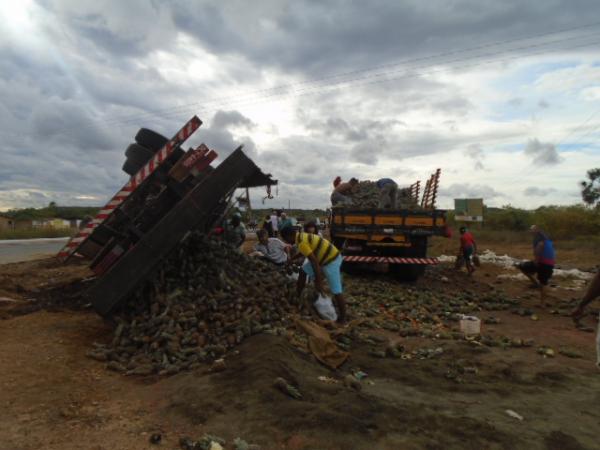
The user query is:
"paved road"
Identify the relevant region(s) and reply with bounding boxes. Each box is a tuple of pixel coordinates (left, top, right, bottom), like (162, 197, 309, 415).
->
(0, 238, 68, 264)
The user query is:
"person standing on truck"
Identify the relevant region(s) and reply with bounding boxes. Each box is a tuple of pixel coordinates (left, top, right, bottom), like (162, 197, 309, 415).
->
(458, 226, 477, 275)
(517, 225, 555, 307)
(376, 178, 398, 209)
(331, 178, 358, 206)
(280, 226, 347, 323)
(223, 213, 246, 248)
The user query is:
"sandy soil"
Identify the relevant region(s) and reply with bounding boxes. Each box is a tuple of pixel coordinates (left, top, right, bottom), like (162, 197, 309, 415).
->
(0, 244, 599, 450)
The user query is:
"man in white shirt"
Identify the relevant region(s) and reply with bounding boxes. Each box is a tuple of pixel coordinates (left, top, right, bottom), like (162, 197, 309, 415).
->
(270, 211, 279, 236)
(253, 229, 290, 265)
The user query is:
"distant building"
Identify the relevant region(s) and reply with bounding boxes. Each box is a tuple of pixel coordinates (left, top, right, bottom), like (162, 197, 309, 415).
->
(49, 218, 71, 229)
(0, 215, 14, 230)
(1, 216, 82, 230)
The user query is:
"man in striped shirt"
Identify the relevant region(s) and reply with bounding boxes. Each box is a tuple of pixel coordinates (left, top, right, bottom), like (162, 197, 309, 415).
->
(280, 226, 347, 323)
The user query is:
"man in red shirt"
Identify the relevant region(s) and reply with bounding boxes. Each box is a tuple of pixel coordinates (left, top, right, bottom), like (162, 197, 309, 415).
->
(458, 226, 477, 275)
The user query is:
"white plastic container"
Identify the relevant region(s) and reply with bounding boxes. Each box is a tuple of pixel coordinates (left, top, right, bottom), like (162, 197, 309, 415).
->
(459, 315, 481, 336)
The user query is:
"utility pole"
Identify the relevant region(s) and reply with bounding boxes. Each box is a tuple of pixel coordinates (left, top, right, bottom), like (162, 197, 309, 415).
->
(245, 187, 252, 217)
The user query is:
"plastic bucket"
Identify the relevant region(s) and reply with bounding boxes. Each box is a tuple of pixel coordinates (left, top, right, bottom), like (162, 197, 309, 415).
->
(460, 315, 481, 336)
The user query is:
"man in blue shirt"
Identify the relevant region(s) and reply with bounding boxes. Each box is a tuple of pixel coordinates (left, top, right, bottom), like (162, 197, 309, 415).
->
(376, 178, 398, 209)
(517, 225, 555, 307)
(279, 212, 292, 230)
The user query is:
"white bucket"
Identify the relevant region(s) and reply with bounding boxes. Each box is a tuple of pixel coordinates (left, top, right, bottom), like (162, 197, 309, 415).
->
(460, 315, 481, 336)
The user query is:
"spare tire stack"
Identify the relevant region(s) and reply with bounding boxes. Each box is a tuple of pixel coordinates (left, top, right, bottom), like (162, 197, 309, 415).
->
(121, 128, 169, 176)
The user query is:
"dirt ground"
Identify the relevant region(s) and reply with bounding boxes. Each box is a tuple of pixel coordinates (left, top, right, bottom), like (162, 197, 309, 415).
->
(1, 241, 599, 450)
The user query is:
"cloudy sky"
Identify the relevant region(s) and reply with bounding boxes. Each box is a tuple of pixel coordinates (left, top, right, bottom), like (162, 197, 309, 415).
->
(1, 0, 599, 211)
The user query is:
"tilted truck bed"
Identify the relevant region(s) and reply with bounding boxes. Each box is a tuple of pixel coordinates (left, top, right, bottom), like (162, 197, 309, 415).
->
(89, 148, 274, 316)
(57, 115, 277, 316)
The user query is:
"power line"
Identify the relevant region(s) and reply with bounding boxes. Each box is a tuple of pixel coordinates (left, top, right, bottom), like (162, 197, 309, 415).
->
(95, 23, 600, 127)
(105, 36, 600, 128)
(556, 108, 600, 147)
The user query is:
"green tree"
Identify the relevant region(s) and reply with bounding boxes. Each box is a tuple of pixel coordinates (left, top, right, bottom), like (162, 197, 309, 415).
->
(581, 168, 600, 207)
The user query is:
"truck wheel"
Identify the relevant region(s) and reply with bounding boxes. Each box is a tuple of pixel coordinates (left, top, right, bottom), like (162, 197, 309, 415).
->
(125, 143, 154, 163)
(135, 128, 168, 152)
(390, 264, 425, 282)
(122, 158, 140, 176)
(341, 261, 361, 275)
(122, 144, 154, 175)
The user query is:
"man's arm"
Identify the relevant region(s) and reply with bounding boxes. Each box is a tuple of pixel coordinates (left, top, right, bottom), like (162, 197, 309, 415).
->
(572, 271, 600, 318)
(307, 252, 325, 293)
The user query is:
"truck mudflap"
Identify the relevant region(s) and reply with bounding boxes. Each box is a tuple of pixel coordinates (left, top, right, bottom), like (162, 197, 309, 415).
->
(343, 256, 439, 264)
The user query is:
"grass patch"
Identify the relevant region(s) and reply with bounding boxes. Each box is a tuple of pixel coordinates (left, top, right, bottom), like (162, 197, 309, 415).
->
(0, 229, 75, 240)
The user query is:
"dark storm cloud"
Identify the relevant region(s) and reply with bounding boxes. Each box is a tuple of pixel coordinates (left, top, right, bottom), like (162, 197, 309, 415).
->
(443, 183, 504, 199)
(523, 186, 557, 196)
(187, 110, 259, 159)
(433, 97, 473, 116)
(30, 99, 117, 151)
(524, 138, 562, 165)
(350, 141, 383, 166)
(211, 110, 255, 130)
(508, 98, 524, 107)
(2, 0, 599, 209)
(40, 0, 179, 59)
(170, 0, 600, 75)
(464, 144, 486, 170)
(308, 117, 368, 142)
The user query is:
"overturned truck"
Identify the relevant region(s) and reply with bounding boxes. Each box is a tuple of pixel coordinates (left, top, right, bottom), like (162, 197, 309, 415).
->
(57, 116, 277, 316)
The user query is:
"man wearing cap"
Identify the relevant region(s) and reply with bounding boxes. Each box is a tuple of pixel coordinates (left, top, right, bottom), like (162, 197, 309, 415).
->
(517, 225, 555, 306)
(223, 213, 246, 248)
(458, 226, 477, 275)
(280, 225, 347, 323)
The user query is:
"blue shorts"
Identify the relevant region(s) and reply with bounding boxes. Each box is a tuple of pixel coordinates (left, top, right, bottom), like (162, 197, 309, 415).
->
(302, 254, 343, 295)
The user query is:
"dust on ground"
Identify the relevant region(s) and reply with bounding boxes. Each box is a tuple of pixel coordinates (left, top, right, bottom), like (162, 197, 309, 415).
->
(0, 242, 599, 450)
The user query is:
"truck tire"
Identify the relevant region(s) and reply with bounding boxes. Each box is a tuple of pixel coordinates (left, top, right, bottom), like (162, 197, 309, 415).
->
(122, 158, 140, 176)
(125, 143, 154, 163)
(122, 144, 154, 175)
(341, 261, 361, 275)
(135, 128, 168, 152)
(390, 263, 425, 282)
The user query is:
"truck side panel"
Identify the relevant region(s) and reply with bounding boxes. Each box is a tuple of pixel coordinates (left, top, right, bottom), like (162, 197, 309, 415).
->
(89, 148, 259, 316)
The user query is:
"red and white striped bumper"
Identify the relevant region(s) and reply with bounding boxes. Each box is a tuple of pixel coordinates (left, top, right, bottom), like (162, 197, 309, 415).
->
(343, 256, 439, 264)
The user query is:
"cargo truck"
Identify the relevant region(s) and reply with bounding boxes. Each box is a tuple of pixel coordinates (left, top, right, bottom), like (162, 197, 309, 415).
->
(329, 171, 448, 281)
